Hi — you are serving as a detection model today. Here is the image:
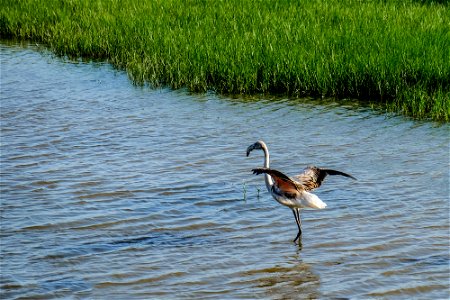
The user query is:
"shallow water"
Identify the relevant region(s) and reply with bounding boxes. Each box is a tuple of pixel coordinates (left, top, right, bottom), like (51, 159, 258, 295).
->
(1, 43, 449, 299)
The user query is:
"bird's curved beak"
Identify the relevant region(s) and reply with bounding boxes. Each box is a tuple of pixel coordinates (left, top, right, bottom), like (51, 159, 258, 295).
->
(246, 144, 255, 157)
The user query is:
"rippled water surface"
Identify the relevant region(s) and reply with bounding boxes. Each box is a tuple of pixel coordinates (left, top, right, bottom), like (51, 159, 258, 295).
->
(1, 43, 449, 299)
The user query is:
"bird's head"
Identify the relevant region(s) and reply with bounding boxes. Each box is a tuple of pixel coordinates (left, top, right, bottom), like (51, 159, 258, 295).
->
(246, 140, 266, 157)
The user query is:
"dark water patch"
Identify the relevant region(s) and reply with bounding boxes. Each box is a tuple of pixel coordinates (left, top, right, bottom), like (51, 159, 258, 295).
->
(76, 190, 135, 200)
(37, 230, 230, 264)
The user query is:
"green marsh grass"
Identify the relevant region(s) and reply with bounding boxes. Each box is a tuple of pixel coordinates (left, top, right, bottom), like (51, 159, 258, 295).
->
(1, 0, 449, 120)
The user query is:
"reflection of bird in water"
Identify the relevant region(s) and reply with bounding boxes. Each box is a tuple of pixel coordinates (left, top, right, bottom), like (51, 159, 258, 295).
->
(246, 140, 356, 244)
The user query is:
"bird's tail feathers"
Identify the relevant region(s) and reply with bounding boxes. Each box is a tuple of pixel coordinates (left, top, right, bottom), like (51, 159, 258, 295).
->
(301, 191, 327, 209)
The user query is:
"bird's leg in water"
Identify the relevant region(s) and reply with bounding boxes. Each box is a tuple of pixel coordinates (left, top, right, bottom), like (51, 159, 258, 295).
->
(292, 208, 302, 243)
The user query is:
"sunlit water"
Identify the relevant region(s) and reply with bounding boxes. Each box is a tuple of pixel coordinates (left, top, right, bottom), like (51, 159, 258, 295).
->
(1, 43, 449, 299)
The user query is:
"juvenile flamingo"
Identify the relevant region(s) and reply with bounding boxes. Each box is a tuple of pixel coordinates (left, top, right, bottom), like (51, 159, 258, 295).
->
(246, 140, 356, 243)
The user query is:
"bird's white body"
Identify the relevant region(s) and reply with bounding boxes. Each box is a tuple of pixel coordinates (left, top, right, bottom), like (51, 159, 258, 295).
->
(272, 186, 327, 209)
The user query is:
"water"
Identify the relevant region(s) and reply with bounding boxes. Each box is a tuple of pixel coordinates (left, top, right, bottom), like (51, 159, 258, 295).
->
(1, 43, 449, 299)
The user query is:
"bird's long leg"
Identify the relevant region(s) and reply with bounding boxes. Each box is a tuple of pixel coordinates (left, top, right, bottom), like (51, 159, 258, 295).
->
(292, 208, 302, 243)
(296, 208, 302, 240)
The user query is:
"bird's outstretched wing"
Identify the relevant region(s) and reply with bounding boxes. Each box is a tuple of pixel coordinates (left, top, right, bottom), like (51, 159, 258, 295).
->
(294, 166, 356, 191)
(252, 168, 302, 198)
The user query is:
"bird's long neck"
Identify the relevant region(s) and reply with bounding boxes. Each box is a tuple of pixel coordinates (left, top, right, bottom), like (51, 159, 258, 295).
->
(261, 144, 274, 192)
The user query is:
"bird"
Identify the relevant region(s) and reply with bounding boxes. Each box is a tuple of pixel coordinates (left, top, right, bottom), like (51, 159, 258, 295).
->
(246, 140, 356, 244)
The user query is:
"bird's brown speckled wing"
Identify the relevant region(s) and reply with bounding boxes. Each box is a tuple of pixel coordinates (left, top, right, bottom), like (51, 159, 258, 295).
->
(294, 166, 356, 191)
(293, 166, 324, 191)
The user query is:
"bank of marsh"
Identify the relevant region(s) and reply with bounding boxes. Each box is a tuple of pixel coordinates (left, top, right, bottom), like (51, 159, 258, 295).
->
(1, 0, 449, 120)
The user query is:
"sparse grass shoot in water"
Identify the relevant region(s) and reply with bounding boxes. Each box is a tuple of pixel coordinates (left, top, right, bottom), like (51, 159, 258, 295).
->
(1, 0, 449, 120)
(242, 181, 247, 202)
